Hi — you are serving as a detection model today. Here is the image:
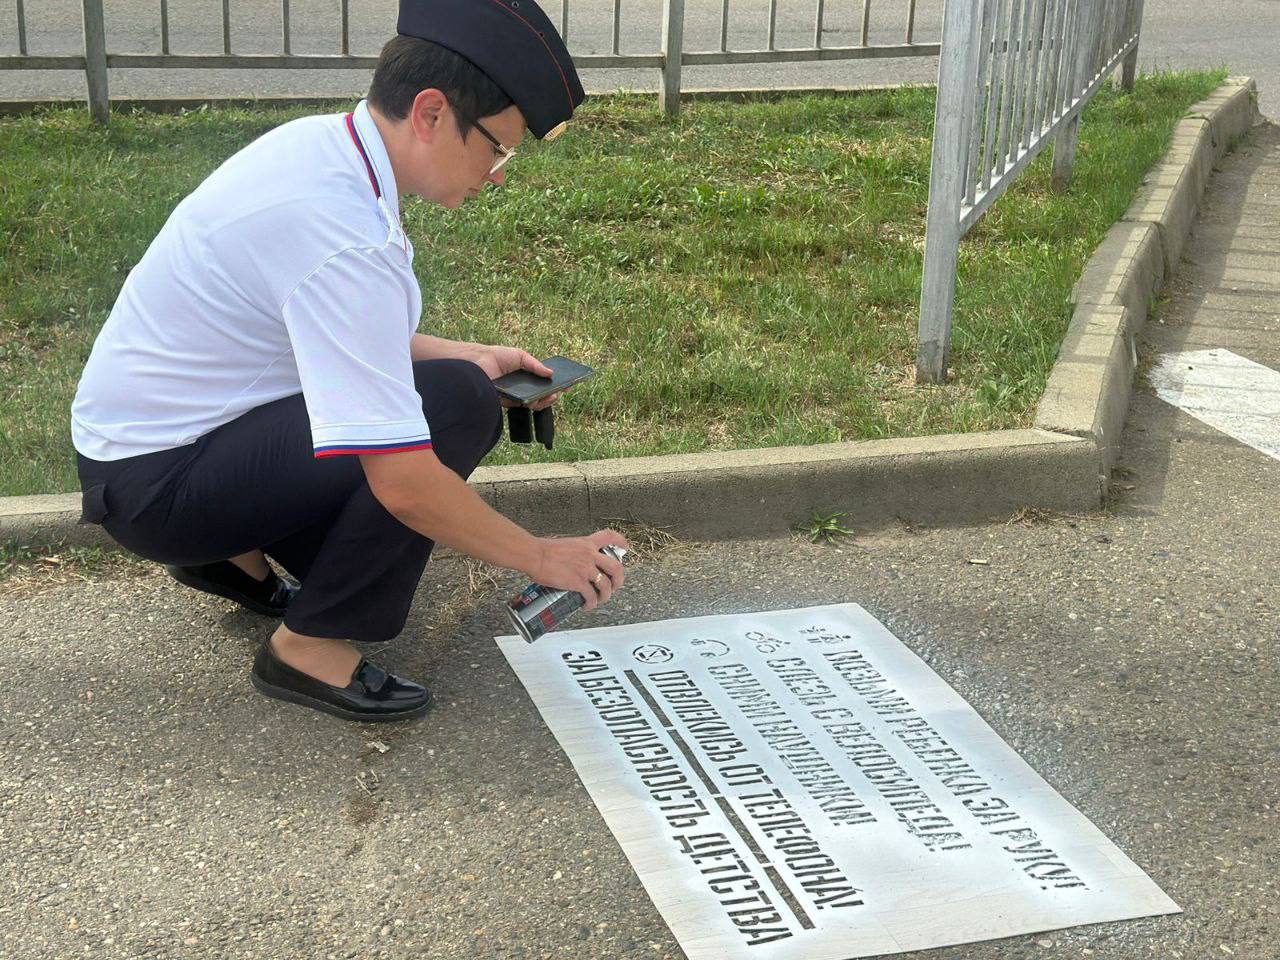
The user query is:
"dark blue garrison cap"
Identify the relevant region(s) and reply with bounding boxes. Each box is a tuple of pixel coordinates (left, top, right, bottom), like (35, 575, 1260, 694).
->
(397, 0, 585, 140)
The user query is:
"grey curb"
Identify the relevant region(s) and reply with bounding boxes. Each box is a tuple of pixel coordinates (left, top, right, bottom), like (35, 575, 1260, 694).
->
(1034, 304, 1137, 479)
(0, 495, 99, 550)
(1069, 220, 1164, 320)
(503, 431, 1102, 537)
(0, 78, 1262, 550)
(2, 431, 1101, 547)
(1045, 76, 1262, 480)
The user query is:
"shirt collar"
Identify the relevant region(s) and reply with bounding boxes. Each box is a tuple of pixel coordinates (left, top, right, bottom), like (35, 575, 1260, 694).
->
(351, 99, 401, 220)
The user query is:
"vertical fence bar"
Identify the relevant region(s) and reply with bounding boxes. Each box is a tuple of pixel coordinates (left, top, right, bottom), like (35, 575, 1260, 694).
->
(340, 0, 349, 55)
(561, 0, 569, 43)
(81, 0, 109, 124)
(612, 0, 621, 54)
(814, 0, 825, 48)
(1121, 0, 1144, 89)
(917, 0, 984, 384)
(1019, 0, 1047, 149)
(1029, 0, 1059, 133)
(1118, 0, 1133, 58)
(1110, 0, 1126, 61)
(768, 0, 778, 49)
(160, 0, 170, 54)
(1094, 0, 1110, 66)
(860, 0, 871, 45)
(17, 0, 28, 54)
(721, 0, 729, 51)
(966, 0, 1000, 205)
(993, 0, 1022, 177)
(1052, 0, 1102, 191)
(980, 0, 1009, 191)
(222, 0, 231, 54)
(1006, 0, 1035, 164)
(1080, 0, 1103, 84)
(906, 0, 917, 44)
(660, 0, 685, 118)
(282, 0, 290, 55)
(1048, 0, 1071, 118)
(1039, 0, 1059, 130)
(1097, 0, 1115, 71)
(1101, 0, 1115, 52)
(1057, 0, 1080, 115)
(1054, 0, 1074, 109)
(1096, 0, 1112, 73)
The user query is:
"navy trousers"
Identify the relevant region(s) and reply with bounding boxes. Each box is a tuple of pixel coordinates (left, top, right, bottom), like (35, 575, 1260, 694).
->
(76, 359, 504, 643)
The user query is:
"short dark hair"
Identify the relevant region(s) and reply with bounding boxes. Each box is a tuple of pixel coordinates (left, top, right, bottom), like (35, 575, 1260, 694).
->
(368, 35, 513, 137)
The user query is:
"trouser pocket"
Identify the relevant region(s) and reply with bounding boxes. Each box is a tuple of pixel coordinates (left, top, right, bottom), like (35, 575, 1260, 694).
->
(78, 482, 109, 525)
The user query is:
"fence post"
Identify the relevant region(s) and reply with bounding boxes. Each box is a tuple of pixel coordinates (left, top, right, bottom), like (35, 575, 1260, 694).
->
(915, 0, 985, 384)
(81, 0, 109, 124)
(1120, 0, 1144, 91)
(659, 0, 686, 118)
(1051, 0, 1104, 192)
(1050, 114, 1081, 191)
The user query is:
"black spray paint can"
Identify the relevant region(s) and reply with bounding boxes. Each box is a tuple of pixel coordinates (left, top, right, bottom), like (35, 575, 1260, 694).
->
(506, 546, 628, 643)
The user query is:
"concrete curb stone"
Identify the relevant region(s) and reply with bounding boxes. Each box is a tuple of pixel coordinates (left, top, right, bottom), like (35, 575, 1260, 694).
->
(1069, 220, 1164, 318)
(0, 78, 1262, 550)
(473, 462, 591, 538)
(1046, 77, 1263, 486)
(567, 431, 1101, 538)
(1125, 78, 1260, 279)
(1190, 78, 1264, 164)
(1126, 119, 1213, 276)
(0, 494, 95, 550)
(2, 431, 1101, 547)
(1033, 305, 1136, 479)
(1162, 117, 1215, 196)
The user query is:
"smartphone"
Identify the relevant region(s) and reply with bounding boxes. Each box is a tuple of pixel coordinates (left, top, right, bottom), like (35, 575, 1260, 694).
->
(493, 355, 594, 406)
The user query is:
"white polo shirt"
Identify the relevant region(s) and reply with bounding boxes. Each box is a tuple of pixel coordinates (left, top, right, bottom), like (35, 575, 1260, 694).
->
(71, 100, 433, 462)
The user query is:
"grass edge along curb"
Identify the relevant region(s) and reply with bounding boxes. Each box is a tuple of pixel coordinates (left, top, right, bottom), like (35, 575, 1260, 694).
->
(0, 77, 1260, 550)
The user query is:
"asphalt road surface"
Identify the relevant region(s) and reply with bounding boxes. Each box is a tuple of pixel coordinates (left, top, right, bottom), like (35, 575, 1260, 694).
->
(1, 125, 1277, 960)
(1, 0, 1277, 114)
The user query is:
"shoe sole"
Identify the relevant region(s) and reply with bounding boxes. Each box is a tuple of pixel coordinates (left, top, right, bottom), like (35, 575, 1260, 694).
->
(250, 671, 431, 723)
(166, 565, 286, 618)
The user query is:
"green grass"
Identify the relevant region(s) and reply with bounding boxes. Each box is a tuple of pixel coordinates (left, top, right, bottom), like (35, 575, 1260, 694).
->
(0, 71, 1225, 496)
(794, 509, 856, 545)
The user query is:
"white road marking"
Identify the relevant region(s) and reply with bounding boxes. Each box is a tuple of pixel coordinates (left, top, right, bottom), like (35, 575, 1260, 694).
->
(1149, 348, 1280, 462)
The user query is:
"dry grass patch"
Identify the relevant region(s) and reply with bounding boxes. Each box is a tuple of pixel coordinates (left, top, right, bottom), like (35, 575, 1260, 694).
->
(0, 542, 159, 597)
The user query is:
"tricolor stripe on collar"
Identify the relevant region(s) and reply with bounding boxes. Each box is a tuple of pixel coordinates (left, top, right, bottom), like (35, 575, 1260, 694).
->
(344, 110, 409, 255)
(345, 112, 383, 199)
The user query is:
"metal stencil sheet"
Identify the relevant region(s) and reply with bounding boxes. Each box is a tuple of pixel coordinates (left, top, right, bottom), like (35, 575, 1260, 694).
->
(497, 603, 1180, 958)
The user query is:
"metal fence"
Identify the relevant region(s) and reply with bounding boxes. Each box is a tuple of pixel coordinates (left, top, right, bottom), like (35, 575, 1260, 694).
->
(1, 0, 942, 123)
(915, 0, 1144, 383)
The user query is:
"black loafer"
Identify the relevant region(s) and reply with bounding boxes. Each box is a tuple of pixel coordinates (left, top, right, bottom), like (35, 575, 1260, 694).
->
(249, 642, 431, 723)
(165, 560, 298, 617)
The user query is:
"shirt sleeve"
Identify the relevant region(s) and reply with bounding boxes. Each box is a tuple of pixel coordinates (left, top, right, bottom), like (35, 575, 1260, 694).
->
(281, 246, 431, 458)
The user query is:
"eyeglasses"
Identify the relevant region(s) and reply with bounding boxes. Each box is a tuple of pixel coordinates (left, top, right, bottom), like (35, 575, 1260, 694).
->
(454, 107, 515, 175)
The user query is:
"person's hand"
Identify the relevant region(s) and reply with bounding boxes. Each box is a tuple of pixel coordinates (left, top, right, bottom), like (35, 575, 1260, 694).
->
(468, 344, 564, 411)
(531, 530, 629, 610)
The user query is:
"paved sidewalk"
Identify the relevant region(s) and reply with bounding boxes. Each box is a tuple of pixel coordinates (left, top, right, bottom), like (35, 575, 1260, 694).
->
(2, 127, 1277, 960)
